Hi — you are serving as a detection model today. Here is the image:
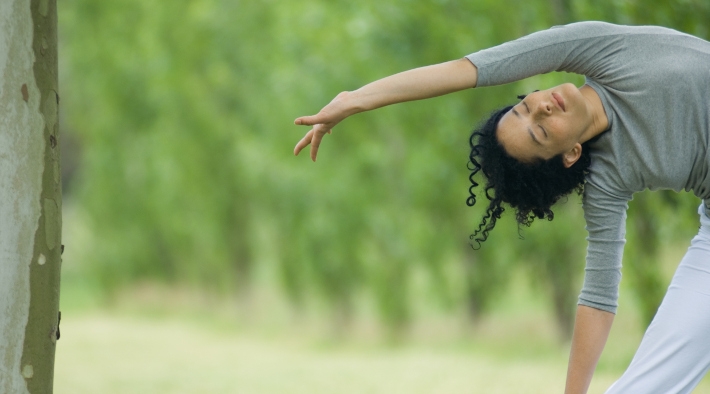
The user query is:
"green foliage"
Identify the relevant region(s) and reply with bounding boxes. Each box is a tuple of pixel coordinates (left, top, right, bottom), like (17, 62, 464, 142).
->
(60, 0, 710, 336)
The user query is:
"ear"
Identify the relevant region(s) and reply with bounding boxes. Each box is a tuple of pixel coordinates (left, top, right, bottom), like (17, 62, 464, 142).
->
(562, 143, 582, 168)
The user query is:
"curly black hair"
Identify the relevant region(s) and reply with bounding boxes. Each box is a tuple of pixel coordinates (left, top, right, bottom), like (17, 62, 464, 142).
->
(467, 104, 595, 248)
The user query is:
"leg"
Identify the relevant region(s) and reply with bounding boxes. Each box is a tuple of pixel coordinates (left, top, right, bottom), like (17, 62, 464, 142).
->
(606, 204, 710, 394)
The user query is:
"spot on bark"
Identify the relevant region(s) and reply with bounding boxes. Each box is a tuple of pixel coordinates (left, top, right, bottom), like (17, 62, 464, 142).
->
(40, 37, 48, 56)
(53, 159, 60, 184)
(21, 84, 28, 102)
(43, 92, 58, 136)
(49, 325, 58, 344)
(38, 254, 46, 265)
(39, 0, 49, 16)
(57, 311, 61, 340)
(43, 199, 59, 250)
(22, 365, 33, 379)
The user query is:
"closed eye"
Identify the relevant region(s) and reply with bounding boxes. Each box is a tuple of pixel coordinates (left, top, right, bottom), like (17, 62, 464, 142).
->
(525, 101, 548, 137)
(539, 125, 548, 137)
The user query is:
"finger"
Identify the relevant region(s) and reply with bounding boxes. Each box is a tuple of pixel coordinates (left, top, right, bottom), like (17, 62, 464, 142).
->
(294, 129, 314, 156)
(294, 113, 326, 126)
(310, 130, 327, 162)
(311, 144, 319, 162)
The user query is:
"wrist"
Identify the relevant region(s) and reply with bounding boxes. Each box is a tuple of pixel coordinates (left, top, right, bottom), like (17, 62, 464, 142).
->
(341, 89, 372, 113)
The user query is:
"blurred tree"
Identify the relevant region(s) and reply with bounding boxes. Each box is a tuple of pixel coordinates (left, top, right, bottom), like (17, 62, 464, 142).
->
(625, 192, 669, 327)
(550, 0, 573, 25)
(517, 199, 586, 341)
(462, 238, 513, 322)
(61, 0, 255, 294)
(625, 191, 701, 327)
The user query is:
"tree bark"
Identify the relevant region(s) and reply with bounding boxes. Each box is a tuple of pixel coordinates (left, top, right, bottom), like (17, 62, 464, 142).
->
(0, 0, 60, 393)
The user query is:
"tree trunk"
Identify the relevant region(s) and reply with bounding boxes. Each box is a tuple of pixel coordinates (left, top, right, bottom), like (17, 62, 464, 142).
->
(549, 0, 573, 24)
(626, 192, 666, 329)
(0, 0, 60, 393)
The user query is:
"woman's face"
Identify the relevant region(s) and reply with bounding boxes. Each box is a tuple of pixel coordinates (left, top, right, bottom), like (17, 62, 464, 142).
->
(496, 83, 591, 166)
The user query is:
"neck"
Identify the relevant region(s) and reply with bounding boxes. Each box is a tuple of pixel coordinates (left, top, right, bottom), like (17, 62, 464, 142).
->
(579, 84, 609, 142)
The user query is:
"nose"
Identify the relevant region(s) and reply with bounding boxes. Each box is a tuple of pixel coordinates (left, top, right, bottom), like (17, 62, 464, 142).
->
(533, 99, 552, 118)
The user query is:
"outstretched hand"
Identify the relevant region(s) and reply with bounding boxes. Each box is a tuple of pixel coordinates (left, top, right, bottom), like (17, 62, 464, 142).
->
(294, 91, 355, 162)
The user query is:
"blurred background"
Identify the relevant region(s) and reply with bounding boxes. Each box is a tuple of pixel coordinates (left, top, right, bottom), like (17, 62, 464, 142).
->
(55, 0, 710, 392)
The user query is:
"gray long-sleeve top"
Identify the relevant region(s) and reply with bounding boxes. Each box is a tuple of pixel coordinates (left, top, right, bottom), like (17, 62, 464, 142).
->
(465, 22, 710, 313)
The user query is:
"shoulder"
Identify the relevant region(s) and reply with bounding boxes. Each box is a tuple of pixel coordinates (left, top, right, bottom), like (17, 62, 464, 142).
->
(491, 22, 634, 55)
(548, 21, 690, 40)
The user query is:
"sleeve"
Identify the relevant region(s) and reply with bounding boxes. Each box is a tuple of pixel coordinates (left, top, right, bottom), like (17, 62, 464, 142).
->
(578, 180, 631, 314)
(466, 21, 626, 87)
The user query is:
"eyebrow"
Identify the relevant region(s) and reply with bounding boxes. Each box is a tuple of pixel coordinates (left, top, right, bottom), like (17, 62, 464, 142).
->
(511, 108, 541, 145)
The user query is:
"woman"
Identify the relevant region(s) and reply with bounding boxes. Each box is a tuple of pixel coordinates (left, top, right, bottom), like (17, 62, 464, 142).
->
(293, 22, 710, 394)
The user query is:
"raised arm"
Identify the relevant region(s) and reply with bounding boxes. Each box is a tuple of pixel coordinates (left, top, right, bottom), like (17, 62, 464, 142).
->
(565, 305, 615, 394)
(293, 58, 478, 161)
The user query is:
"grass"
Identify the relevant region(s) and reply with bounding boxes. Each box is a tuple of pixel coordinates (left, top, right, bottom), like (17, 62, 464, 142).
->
(52, 282, 710, 394)
(54, 314, 607, 394)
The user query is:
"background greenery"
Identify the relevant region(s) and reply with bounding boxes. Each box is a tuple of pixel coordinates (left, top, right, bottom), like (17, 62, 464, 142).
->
(58, 0, 710, 354)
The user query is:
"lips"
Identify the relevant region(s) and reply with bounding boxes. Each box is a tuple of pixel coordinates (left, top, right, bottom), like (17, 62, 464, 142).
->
(552, 93, 565, 112)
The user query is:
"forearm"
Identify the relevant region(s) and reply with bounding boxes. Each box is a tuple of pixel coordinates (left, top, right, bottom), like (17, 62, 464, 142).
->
(565, 305, 615, 394)
(293, 58, 477, 161)
(348, 58, 478, 112)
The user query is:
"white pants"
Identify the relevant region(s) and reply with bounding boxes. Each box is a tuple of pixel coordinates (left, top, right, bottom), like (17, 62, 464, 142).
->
(606, 204, 710, 394)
